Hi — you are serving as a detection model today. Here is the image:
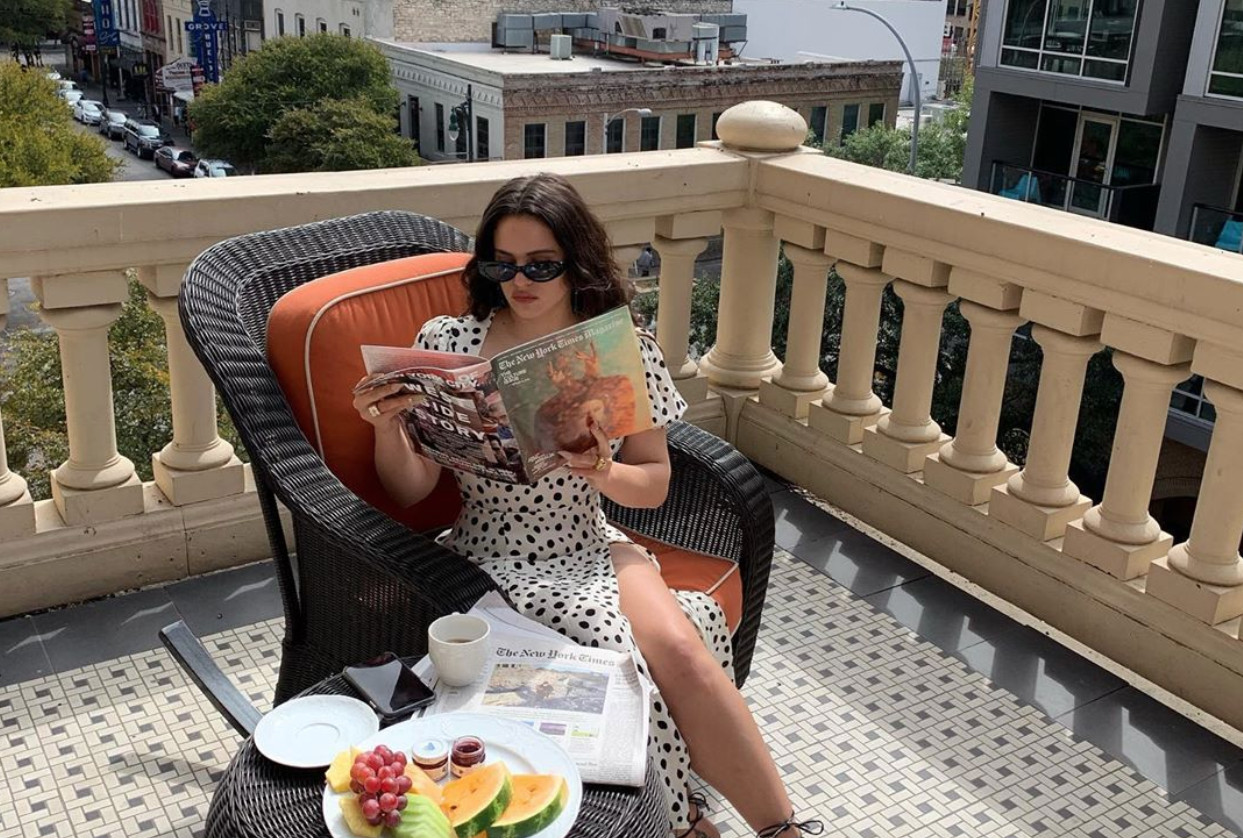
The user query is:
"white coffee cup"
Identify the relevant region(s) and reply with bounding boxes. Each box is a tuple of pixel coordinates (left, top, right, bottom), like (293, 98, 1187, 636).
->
(428, 614, 491, 687)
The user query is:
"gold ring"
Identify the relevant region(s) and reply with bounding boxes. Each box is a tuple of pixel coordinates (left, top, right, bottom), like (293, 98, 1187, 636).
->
(367, 404, 381, 418)
(593, 456, 608, 471)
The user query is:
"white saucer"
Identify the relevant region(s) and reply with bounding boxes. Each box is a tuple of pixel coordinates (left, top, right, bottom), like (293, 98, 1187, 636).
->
(254, 695, 380, 768)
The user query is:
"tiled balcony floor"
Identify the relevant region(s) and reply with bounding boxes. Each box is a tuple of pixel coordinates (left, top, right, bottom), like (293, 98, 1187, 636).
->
(2, 479, 1243, 837)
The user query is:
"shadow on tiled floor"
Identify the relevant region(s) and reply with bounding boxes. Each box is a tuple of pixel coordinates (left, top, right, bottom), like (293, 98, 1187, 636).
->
(1, 475, 1242, 837)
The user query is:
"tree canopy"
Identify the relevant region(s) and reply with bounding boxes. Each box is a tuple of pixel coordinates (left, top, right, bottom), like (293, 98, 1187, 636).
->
(189, 34, 418, 173)
(266, 97, 419, 173)
(0, 62, 117, 187)
(0, 0, 72, 47)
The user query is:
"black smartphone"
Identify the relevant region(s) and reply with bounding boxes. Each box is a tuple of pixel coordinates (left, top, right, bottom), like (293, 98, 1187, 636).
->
(343, 653, 436, 720)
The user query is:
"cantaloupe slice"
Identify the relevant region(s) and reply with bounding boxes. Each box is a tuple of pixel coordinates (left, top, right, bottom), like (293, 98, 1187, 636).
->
(339, 795, 383, 838)
(440, 762, 513, 838)
(404, 763, 445, 804)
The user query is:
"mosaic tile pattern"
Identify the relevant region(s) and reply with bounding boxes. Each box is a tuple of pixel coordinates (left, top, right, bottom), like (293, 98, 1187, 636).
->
(0, 552, 1236, 838)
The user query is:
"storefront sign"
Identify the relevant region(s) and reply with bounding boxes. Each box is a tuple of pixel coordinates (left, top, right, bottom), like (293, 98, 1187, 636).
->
(92, 0, 119, 47)
(185, 0, 225, 83)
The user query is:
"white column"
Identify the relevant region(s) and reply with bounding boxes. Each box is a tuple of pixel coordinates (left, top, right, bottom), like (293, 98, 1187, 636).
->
(698, 207, 783, 389)
(651, 235, 710, 404)
(760, 243, 833, 418)
(863, 280, 954, 472)
(989, 325, 1098, 540)
(924, 301, 1024, 504)
(0, 303, 36, 539)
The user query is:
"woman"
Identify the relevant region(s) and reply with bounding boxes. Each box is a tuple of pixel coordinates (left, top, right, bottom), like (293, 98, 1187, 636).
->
(353, 173, 821, 838)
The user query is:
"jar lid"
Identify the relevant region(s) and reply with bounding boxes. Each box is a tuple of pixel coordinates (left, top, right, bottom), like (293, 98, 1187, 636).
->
(412, 738, 449, 763)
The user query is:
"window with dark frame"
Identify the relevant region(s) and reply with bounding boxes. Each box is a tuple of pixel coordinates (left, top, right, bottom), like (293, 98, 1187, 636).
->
(711, 112, 721, 140)
(640, 115, 660, 151)
(296, 14, 305, 36)
(275, 11, 283, 35)
(675, 113, 696, 148)
(606, 118, 624, 153)
(810, 106, 827, 144)
(999, 0, 1138, 83)
(477, 117, 490, 159)
(435, 103, 445, 153)
(564, 121, 586, 156)
(868, 102, 885, 127)
(840, 103, 860, 142)
(524, 123, 546, 159)
(1210, 0, 1243, 98)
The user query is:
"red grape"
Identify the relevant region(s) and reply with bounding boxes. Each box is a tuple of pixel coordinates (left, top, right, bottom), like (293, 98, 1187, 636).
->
(361, 798, 381, 819)
(396, 776, 412, 794)
(384, 811, 402, 828)
(354, 753, 369, 765)
(395, 795, 408, 811)
(379, 777, 398, 795)
(391, 752, 407, 769)
(379, 792, 397, 811)
(366, 753, 384, 771)
(377, 765, 394, 781)
(363, 776, 381, 794)
(366, 814, 384, 827)
(374, 745, 392, 761)
(349, 780, 364, 795)
(350, 764, 370, 782)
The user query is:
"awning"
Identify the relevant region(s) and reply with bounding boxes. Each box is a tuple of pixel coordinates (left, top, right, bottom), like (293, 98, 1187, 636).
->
(173, 90, 195, 103)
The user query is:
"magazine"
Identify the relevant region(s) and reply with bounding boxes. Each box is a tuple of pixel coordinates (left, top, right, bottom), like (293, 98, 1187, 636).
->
(412, 592, 653, 787)
(355, 307, 653, 484)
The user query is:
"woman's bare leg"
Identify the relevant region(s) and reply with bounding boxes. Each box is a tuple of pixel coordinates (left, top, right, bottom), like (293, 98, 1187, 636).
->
(612, 545, 804, 837)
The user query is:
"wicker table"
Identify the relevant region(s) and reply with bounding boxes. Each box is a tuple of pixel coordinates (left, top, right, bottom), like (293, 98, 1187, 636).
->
(205, 671, 670, 838)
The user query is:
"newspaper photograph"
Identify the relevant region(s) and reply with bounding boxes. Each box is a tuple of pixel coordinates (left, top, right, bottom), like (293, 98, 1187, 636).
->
(417, 592, 652, 787)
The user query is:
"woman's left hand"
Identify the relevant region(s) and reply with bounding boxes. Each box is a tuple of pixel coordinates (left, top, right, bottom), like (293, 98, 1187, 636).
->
(559, 417, 612, 488)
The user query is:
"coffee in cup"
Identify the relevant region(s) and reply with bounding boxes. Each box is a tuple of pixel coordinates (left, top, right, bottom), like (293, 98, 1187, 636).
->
(428, 614, 490, 687)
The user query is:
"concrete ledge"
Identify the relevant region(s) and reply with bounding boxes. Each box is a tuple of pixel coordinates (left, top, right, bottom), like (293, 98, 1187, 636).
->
(989, 483, 1091, 542)
(734, 399, 1243, 734)
(758, 379, 827, 419)
(1147, 556, 1243, 626)
(1062, 520, 1171, 581)
(923, 452, 1017, 506)
(808, 401, 887, 445)
(862, 428, 949, 474)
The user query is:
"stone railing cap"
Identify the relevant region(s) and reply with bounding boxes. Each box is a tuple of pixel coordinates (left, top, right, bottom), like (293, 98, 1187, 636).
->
(716, 101, 808, 153)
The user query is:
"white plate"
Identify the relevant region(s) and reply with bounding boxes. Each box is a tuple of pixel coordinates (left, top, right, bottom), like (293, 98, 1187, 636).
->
(253, 695, 380, 769)
(322, 713, 583, 838)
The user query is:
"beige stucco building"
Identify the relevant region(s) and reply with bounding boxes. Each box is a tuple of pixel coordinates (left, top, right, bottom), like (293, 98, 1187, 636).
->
(373, 39, 902, 162)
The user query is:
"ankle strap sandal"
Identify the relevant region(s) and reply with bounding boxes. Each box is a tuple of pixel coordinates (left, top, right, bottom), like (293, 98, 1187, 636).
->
(756, 813, 824, 838)
(677, 792, 712, 838)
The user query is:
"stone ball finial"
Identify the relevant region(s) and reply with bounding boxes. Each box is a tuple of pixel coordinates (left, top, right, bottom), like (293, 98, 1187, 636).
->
(715, 101, 808, 153)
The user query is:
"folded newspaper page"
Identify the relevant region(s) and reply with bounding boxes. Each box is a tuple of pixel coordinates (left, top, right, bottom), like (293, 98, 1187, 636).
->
(414, 592, 652, 787)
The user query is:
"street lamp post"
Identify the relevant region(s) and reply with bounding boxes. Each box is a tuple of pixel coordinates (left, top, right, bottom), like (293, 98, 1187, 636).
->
(602, 107, 651, 154)
(832, 1, 921, 175)
(447, 83, 474, 162)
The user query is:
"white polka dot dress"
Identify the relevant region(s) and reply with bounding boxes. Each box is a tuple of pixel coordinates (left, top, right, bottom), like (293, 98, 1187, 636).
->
(416, 311, 735, 835)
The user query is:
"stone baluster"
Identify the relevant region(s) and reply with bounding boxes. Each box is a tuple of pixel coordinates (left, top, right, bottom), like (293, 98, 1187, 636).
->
(139, 265, 245, 506)
(1063, 315, 1192, 579)
(0, 282, 36, 539)
(700, 101, 806, 391)
(651, 234, 711, 403)
(924, 271, 1024, 505)
(989, 292, 1102, 541)
(1146, 345, 1243, 624)
(34, 272, 144, 525)
(862, 252, 954, 472)
(807, 231, 889, 444)
(760, 218, 833, 418)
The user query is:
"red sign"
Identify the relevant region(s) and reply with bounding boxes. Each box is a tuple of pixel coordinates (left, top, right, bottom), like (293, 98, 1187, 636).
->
(83, 12, 97, 53)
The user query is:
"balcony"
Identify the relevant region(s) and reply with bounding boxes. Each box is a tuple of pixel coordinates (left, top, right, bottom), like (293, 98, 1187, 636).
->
(1192, 203, 1243, 255)
(4, 101, 1243, 836)
(990, 161, 1161, 229)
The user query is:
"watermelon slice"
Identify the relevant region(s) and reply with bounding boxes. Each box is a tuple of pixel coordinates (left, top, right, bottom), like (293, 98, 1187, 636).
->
(441, 762, 513, 838)
(486, 775, 568, 838)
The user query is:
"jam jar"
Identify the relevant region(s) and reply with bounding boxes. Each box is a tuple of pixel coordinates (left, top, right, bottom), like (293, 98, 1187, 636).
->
(450, 735, 486, 777)
(411, 739, 450, 781)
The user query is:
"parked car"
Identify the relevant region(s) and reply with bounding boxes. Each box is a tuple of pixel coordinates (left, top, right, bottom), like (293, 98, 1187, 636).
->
(73, 99, 103, 125)
(98, 108, 128, 139)
(56, 79, 79, 95)
(45, 69, 61, 82)
(60, 89, 83, 108)
(122, 119, 172, 159)
(193, 159, 238, 178)
(154, 146, 198, 177)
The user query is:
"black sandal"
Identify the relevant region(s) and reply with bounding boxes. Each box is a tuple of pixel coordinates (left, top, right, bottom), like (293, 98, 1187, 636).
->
(756, 812, 825, 838)
(677, 792, 712, 838)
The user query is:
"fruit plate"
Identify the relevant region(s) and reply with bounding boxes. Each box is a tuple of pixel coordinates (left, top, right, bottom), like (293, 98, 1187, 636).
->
(254, 695, 380, 769)
(322, 712, 583, 838)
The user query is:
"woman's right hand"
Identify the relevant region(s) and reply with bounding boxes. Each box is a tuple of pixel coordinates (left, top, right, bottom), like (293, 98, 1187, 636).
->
(353, 381, 424, 428)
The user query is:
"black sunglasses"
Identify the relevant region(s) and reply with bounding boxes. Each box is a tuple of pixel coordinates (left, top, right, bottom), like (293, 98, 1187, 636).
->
(477, 260, 566, 283)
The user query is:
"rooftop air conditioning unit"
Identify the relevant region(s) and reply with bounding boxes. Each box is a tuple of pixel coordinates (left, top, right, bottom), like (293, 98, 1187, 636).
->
(550, 33, 572, 59)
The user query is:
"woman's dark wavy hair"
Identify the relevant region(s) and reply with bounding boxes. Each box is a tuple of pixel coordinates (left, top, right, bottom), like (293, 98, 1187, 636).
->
(463, 173, 633, 321)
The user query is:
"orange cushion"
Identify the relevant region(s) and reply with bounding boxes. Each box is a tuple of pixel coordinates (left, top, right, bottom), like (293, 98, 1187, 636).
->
(627, 531, 743, 633)
(266, 254, 742, 630)
(267, 252, 471, 533)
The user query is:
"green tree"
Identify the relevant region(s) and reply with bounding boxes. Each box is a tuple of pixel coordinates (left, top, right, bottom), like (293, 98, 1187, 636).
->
(190, 34, 416, 173)
(0, 278, 246, 501)
(0, 62, 117, 186)
(266, 98, 419, 173)
(0, 0, 72, 48)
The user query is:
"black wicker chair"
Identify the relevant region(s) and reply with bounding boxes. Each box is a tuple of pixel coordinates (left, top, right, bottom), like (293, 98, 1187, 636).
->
(175, 210, 774, 709)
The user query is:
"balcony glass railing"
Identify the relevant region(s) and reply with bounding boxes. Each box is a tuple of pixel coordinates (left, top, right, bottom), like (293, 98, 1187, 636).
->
(1190, 203, 1243, 254)
(989, 162, 1160, 228)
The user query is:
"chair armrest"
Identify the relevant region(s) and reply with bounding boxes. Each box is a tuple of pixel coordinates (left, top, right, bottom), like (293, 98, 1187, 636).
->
(603, 421, 773, 686)
(160, 620, 263, 738)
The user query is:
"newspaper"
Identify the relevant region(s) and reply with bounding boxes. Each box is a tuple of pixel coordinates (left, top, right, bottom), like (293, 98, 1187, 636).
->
(414, 592, 652, 787)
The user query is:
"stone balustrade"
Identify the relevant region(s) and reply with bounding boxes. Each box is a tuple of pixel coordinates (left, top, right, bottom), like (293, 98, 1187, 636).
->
(4, 101, 1243, 732)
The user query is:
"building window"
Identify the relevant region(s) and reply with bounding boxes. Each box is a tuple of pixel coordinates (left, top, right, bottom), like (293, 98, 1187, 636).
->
(340, 24, 350, 37)
(675, 114, 696, 148)
(606, 118, 624, 153)
(296, 14, 305, 36)
(275, 11, 284, 35)
(1210, 0, 1243, 98)
(999, 0, 1137, 83)
(810, 106, 827, 144)
(176, 19, 183, 52)
(435, 103, 445, 152)
(640, 115, 661, 151)
(476, 117, 489, 159)
(711, 111, 721, 140)
(524, 123, 546, 158)
(317, 18, 327, 33)
(840, 103, 860, 142)
(565, 120, 586, 156)
(868, 102, 885, 127)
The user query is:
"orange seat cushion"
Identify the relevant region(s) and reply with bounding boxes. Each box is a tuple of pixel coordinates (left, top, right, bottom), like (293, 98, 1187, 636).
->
(266, 253, 742, 631)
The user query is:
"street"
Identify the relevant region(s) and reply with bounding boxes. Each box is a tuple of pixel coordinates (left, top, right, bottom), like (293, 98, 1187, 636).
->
(72, 116, 174, 182)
